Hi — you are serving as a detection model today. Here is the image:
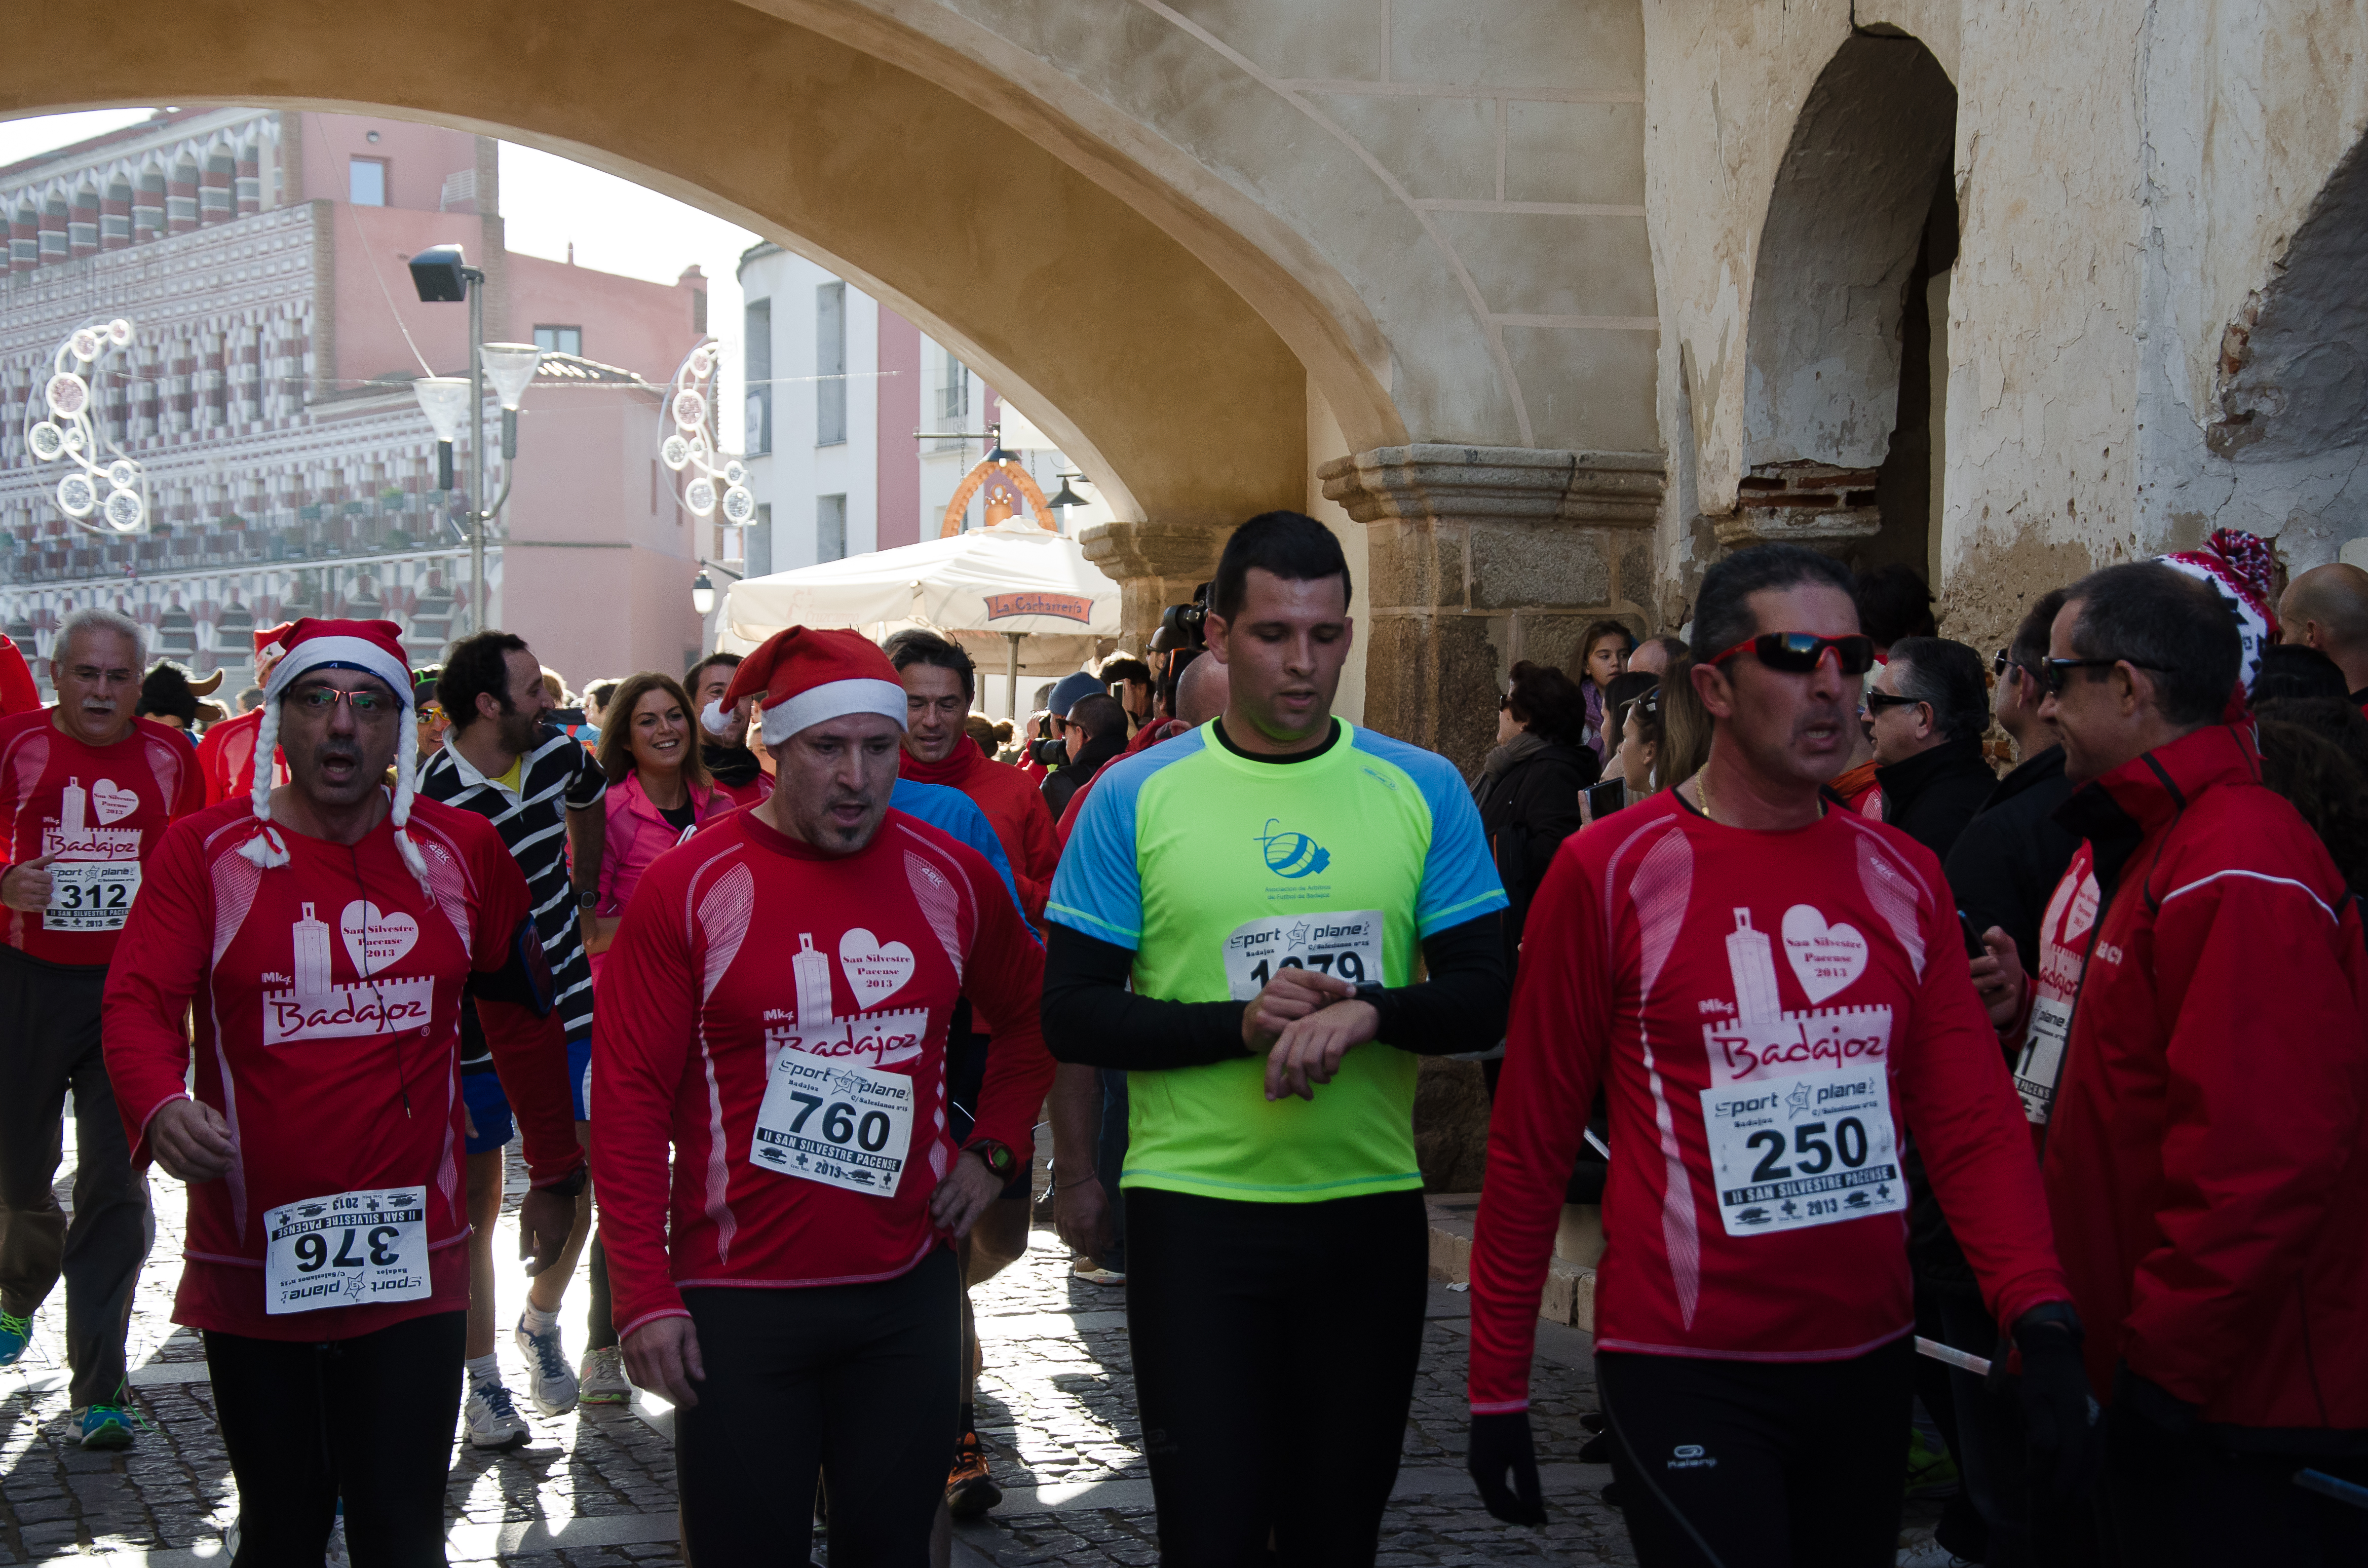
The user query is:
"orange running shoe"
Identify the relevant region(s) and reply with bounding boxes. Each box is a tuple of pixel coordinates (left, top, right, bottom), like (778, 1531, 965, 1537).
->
(945, 1428, 1002, 1518)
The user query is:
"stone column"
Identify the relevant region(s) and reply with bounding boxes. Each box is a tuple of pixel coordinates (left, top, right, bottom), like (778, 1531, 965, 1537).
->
(1321, 445, 1664, 1191)
(1319, 444, 1665, 776)
(1077, 519, 1230, 653)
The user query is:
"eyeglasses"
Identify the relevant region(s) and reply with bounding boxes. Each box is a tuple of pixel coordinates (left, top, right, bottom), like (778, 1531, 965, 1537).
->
(1860, 691, 1923, 715)
(2039, 657, 2175, 696)
(415, 701, 444, 719)
(1708, 633, 1877, 676)
(65, 665, 136, 686)
(292, 687, 398, 715)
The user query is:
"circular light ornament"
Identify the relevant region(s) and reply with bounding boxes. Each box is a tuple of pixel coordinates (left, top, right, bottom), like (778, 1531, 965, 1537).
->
(671, 389, 707, 431)
(690, 346, 714, 378)
(102, 488, 144, 531)
(107, 318, 132, 347)
(684, 477, 717, 517)
(107, 459, 138, 490)
(56, 474, 97, 518)
(722, 459, 748, 487)
(660, 433, 693, 471)
(26, 422, 64, 462)
(721, 484, 755, 524)
(69, 328, 102, 362)
(59, 423, 85, 454)
(46, 372, 89, 418)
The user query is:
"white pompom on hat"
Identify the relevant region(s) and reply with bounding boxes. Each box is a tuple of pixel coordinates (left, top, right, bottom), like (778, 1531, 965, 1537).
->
(238, 617, 428, 890)
(698, 627, 908, 746)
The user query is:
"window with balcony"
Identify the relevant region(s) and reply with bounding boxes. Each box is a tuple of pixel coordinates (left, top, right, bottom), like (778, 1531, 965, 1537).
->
(817, 494, 847, 563)
(816, 283, 846, 446)
(744, 298, 772, 454)
(533, 325, 582, 357)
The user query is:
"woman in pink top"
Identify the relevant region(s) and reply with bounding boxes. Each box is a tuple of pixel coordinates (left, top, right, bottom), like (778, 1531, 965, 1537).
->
(584, 671, 735, 977)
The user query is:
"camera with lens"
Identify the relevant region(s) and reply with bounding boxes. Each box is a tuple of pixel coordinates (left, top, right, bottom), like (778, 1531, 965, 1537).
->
(1153, 582, 1213, 655)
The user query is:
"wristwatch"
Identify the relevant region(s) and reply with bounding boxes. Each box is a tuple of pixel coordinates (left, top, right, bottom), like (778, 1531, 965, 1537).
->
(576, 888, 598, 909)
(967, 1139, 1017, 1180)
(1350, 982, 1388, 1012)
(541, 1164, 589, 1199)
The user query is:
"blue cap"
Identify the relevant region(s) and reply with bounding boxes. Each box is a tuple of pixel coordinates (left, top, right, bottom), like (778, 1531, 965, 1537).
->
(1049, 671, 1104, 717)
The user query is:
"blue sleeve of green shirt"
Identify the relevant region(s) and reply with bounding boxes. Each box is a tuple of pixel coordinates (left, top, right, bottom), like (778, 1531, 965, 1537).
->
(1351, 729, 1509, 937)
(890, 779, 1024, 919)
(1045, 743, 1181, 947)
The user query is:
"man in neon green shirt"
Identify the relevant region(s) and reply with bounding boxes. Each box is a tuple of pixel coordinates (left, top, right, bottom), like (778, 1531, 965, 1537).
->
(1044, 511, 1510, 1565)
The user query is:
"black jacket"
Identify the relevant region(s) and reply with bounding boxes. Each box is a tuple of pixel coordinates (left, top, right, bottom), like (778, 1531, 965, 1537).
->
(1876, 733, 1997, 864)
(702, 742, 763, 793)
(1940, 744, 2082, 975)
(1040, 729, 1126, 819)
(1475, 741, 1598, 965)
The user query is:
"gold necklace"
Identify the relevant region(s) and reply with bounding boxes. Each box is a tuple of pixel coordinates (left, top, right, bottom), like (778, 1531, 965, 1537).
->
(1698, 767, 1715, 824)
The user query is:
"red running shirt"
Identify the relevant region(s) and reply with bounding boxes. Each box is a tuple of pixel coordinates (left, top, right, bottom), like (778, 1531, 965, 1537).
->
(101, 798, 583, 1340)
(1469, 793, 2071, 1411)
(592, 806, 1054, 1339)
(0, 710, 205, 966)
(193, 707, 285, 807)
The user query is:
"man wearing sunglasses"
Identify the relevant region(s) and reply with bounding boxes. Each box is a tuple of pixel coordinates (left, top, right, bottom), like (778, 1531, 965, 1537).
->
(1999, 563, 2368, 1561)
(1468, 543, 2089, 1567)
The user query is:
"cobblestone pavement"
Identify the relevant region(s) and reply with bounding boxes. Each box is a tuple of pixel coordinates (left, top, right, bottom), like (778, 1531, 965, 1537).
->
(1, 1120, 1935, 1566)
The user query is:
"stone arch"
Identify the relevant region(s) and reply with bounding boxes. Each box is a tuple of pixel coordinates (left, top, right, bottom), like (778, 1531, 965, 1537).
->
(1733, 32, 1956, 569)
(2203, 130, 2368, 566)
(0, 0, 1411, 544)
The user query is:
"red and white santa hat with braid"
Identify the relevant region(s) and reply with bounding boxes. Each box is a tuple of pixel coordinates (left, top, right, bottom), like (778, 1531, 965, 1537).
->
(238, 617, 429, 887)
(699, 626, 907, 745)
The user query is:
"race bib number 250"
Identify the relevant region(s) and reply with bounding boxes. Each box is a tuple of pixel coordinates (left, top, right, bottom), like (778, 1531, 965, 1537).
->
(1222, 910, 1386, 1001)
(263, 1187, 430, 1315)
(1698, 1009, 1905, 1238)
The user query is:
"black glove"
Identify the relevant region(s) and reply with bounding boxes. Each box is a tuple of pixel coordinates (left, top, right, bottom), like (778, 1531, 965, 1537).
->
(2013, 1302, 2099, 1498)
(1467, 1409, 1547, 1525)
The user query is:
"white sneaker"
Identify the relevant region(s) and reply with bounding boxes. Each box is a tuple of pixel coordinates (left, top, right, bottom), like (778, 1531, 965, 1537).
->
(513, 1313, 580, 1416)
(464, 1381, 531, 1450)
(1896, 1538, 1978, 1568)
(579, 1345, 631, 1405)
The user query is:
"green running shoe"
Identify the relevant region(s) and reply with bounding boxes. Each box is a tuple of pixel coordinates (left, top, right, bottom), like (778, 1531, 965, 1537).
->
(80, 1404, 135, 1450)
(0, 1311, 28, 1368)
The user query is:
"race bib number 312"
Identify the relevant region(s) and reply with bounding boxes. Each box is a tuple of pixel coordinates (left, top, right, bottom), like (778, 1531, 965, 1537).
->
(45, 862, 139, 932)
(1223, 910, 1386, 1001)
(263, 1187, 431, 1315)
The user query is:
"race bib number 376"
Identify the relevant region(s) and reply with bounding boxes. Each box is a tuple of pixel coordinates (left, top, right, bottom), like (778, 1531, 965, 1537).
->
(263, 1188, 431, 1315)
(1222, 910, 1386, 1001)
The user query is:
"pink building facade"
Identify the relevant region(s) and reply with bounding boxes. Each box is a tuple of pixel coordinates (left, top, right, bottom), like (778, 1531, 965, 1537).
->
(1, 107, 707, 692)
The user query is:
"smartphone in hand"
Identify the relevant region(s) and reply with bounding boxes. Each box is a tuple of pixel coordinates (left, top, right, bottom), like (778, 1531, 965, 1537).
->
(1957, 909, 1988, 960)
(1583, 778, 1626, 822)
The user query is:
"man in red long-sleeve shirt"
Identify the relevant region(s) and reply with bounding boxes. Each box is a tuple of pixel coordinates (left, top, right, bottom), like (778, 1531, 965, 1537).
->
(598, 626, 1054, 1565)
(102, 618, 584, 1566)
(1466, 545, 2093, 1567)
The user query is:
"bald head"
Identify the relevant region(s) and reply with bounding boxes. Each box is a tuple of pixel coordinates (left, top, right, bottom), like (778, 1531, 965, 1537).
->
(1175, 653, 1229, 726)
(2280, 563, 2368, 693)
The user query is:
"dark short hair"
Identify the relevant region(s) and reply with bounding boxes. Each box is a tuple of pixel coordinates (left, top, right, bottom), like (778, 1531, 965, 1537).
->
(1158, 646, 1202, 719)
(688, 651, 741, 689)
(595, 671, 713, 789)
(1101, 657, 1151, 690)
(882, 628, 975, 703)
(2251, 644, 2350, 707)
(1504, 660, 1592, 748)
(439, 631, 531, 733)
(2007, 589, 2069, 676)
(1888, 637, 1990, 742)
(1212, 511, 1351, 621)
(1689, 544, 1857, 663)
(1855, 564, 1938, 648)
(1067, 692, 1127, 744)
(2256, 696, 2368, 778)
(2061, 562, 2241, 726)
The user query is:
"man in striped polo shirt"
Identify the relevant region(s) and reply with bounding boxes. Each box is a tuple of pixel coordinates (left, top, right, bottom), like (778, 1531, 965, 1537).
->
(417, 631, 610, 1444)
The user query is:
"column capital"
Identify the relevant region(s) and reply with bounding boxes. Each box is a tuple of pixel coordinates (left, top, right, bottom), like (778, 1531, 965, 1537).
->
(1317, 444, 1664, 528)
(1076, 519, 1231, 580)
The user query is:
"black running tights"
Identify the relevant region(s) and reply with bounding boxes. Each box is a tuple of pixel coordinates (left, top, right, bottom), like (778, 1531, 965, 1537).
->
(204, 1310, 466, 1568)
(1125, 1185, 1429, 1567)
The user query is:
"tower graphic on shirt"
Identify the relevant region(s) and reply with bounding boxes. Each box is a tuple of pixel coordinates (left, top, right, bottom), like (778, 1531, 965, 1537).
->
(1701, 906, 1892, 1088)
(41, 776, 143, 860)
(262, 900, 435, 1046)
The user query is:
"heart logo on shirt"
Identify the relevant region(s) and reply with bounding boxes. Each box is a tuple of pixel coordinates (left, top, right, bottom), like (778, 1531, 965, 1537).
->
(340, 900, 419, 974)
(90, 778, 137, 824)
(1781, 905, 1868, 1004)
(839, 928, 915, 1011)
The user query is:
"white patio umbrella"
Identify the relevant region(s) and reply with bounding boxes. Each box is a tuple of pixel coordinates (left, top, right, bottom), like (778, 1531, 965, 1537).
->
(716, 519, 1123, 718)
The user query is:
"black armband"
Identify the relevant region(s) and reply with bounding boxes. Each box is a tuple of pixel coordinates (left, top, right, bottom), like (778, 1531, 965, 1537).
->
(468, 915, 557, 1016)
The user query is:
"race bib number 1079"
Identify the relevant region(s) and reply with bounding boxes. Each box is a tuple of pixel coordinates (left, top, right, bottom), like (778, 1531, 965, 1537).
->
(1222, 910, 1386, 1001)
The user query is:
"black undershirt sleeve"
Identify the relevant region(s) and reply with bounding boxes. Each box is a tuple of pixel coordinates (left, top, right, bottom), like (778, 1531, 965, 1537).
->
(1040, 911, 1508, 1070)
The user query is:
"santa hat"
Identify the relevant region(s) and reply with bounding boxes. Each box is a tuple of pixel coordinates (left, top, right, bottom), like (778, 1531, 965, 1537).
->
(699, 627, 906, 747)
(2158, 527, 2281, 703)
(238, 618, 429, 890)
(253, 621, 294, 655)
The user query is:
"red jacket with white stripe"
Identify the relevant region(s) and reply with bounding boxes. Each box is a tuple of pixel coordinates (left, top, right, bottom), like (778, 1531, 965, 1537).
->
(591, 805, 1052, 1338)
(2040, 722, 2368, 1433)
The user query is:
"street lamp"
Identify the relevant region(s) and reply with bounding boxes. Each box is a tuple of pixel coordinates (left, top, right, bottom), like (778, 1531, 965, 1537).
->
(406, 242, 516, 633)
(691, 559, 742, 618)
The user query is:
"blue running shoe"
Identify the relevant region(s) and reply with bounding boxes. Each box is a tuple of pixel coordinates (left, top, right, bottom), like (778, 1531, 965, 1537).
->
(0, 1311, 29, 1368)
(80, 1404, 134, 1450)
